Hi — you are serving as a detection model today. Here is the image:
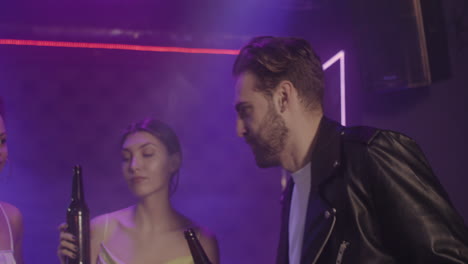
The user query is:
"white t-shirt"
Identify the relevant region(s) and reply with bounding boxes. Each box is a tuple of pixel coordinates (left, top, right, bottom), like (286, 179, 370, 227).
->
(288, 162, 311, 264)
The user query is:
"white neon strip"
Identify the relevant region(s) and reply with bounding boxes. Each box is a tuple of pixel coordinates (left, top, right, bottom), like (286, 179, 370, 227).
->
(322, 50, 346, 126)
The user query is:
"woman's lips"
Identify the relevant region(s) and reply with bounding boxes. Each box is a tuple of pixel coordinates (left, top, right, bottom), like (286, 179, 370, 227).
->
(130, 176, 148, 184)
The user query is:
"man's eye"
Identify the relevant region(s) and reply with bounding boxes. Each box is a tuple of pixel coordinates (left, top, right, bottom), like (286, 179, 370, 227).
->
(239, 107, 251, 119)
(0, 138, 6, 145)
(143, 153, 154, 158)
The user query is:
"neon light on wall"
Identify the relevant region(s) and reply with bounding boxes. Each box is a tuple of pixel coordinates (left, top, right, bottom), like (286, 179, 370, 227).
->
(322, 50, 346, 126)
(0, 39, 240, 55)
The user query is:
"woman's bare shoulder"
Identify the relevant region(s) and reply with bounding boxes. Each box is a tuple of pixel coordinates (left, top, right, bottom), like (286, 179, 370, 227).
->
(0, 201, 23, 244)
(91, 206, 133, 237)
(0, 201, 22, 228)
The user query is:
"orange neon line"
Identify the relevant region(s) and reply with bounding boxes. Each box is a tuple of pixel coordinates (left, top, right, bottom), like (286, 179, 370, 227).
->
(0, 39, 240, 55)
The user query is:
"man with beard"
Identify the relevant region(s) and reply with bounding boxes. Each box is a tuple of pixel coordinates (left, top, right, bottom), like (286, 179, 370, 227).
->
(232, 36, 468, 264)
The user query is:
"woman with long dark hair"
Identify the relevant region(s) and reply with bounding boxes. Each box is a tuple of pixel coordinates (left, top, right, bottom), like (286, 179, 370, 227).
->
(58, 118, 219, 264)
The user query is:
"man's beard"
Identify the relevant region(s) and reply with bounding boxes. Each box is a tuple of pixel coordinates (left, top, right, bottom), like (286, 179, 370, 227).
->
(246, 105, 288, 168)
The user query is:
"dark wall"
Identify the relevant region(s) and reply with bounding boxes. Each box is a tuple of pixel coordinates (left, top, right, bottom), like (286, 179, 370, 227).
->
(353, 0, 468, 221)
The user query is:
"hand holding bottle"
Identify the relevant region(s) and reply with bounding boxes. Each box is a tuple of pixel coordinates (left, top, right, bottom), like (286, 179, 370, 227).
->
(57, 223, 78, 264)
(57, 165, 91, 264)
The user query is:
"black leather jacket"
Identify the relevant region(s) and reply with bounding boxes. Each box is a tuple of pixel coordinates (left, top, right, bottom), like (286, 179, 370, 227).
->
(276, 117, 468, 264)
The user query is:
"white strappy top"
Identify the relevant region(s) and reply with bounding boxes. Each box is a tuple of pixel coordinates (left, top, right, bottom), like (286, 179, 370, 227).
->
(97, 214, 193, 264)
(0, 203, 15, 264)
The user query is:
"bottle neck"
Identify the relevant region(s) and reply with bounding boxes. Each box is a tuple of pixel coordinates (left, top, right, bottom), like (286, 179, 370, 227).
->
(72, 166, 85, 202)
(184, 228, 211, 264)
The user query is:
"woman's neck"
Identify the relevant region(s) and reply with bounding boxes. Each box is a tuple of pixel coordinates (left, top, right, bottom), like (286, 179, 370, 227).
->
(133, 192, 182, 233)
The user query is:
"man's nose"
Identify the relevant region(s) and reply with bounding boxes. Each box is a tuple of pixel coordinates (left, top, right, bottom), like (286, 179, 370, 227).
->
(237, 119, 247, 138)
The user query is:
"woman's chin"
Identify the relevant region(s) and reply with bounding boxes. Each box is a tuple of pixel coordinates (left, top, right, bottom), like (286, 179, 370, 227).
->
(130, 185, 168, 199)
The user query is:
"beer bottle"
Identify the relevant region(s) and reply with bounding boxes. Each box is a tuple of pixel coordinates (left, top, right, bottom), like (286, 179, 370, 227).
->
(66, 165, 90, 264)
(184, 228, 212, 264)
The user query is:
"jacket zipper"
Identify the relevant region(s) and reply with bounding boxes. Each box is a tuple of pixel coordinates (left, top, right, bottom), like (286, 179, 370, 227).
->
(311, 209, 337, 264)
(335, 240, 350, 264)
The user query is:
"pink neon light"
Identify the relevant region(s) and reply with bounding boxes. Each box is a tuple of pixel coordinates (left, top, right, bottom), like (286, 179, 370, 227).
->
(322, 50, 346, 126)
(0, 39, 240, 55)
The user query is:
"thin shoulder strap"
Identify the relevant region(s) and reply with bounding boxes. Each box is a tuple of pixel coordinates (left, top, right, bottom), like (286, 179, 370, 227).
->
(103, 214, 109, 241)
(0, 203, 14, 251)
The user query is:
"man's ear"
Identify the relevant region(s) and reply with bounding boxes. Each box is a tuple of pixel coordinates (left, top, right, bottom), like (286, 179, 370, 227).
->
(275, 80, 294, 113)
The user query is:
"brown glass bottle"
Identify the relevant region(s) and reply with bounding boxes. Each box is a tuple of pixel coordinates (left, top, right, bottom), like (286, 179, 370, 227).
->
(66, 165, 90, 264)
(184, 228, 212, 264)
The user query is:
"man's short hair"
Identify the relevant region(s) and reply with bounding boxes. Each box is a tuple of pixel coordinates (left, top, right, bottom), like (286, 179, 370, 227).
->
(233, 36, 324, 110)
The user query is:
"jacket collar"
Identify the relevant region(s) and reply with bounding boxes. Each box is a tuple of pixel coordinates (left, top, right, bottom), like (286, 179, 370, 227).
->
(309, 116, 344, 202)
(280, 116, 343, 196)
(299, 116, 344, 264)
(276, 116, 344, 264)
